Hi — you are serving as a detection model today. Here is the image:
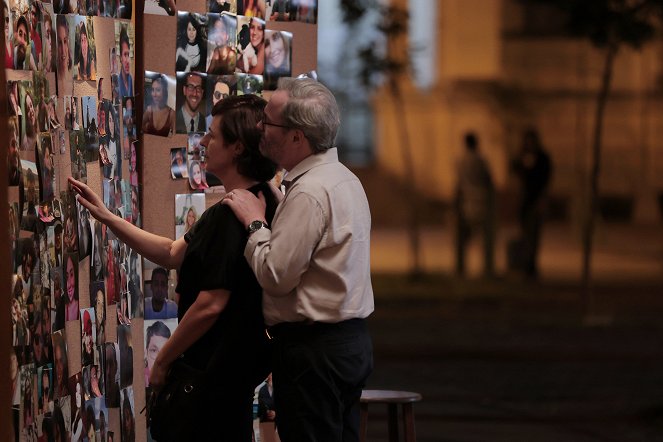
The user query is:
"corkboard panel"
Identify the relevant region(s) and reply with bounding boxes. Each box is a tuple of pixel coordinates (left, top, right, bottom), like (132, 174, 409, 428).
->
(143, 14, 178, 75)
(140, 17, 318, 239)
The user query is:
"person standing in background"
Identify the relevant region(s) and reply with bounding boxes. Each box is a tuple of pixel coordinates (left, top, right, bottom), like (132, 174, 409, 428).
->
(511, 127, 552, 278)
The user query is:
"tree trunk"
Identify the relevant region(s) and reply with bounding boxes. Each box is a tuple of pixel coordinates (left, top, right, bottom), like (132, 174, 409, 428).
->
(389, 77, 423, 278)
(582, 43, 618, 302)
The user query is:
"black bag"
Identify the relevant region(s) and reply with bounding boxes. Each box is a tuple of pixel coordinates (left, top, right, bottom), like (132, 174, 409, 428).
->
(147, 358, 207, 441)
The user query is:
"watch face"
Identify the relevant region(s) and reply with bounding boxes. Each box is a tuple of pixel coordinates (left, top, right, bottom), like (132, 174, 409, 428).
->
(249, 220, 264, 232)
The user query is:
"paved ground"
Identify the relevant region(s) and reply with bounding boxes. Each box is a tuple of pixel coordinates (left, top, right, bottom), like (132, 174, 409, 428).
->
(364, 222, 663, 441)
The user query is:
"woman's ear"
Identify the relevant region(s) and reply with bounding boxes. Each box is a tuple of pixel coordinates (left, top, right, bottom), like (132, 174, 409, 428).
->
(233, 141, 245, 157)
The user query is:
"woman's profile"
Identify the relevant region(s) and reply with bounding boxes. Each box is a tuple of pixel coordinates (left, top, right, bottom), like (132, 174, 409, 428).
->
(69, 94, 278, 441)
(142, 74, 175, 137)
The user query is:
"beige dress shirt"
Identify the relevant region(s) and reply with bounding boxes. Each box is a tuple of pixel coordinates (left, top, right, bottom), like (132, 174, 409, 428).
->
(245, 148, 375, 326)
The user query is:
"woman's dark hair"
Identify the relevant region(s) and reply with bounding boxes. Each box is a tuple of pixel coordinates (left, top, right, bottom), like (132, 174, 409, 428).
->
(78, 22, 93, 79)
(183, 13, 202, 45)
(146, 321, 171, 348)
(211, 94, 276, 182)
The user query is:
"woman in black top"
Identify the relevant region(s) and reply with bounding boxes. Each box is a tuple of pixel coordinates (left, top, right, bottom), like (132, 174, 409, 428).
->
(69, 94, 278, 441)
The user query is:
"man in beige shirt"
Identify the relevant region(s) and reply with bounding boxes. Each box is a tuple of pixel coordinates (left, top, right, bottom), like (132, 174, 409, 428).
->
(224, 77, 374, 442)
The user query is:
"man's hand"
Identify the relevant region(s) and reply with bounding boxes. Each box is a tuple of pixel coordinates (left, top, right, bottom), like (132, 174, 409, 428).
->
(149, 358, 170, 390)
(221, 189, 267, 229)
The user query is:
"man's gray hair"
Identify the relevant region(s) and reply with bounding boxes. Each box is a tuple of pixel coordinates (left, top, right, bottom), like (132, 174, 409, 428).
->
(277, 77, 340, 153)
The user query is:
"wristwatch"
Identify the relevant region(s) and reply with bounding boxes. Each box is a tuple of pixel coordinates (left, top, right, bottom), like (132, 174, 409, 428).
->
(247, 220, 269, 235)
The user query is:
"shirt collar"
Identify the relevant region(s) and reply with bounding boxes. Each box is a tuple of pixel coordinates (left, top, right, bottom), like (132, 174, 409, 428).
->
(284, 148, 338, 183)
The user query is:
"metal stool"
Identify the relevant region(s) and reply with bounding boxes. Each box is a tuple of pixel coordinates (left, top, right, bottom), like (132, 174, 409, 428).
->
(359, 389, 422, 442)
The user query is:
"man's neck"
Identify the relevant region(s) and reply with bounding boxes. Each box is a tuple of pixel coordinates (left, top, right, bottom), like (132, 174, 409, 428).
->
(183, 105, 199, 118)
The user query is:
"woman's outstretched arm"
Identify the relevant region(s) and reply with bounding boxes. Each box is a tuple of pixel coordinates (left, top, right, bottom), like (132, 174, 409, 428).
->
(68, 177, 187, 269)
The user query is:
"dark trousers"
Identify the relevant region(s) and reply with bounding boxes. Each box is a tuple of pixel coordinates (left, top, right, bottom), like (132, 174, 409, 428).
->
(270, 319, 373, 442)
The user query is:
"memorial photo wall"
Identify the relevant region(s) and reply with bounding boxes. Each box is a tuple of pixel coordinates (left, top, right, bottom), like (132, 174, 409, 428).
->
(5, 0, 143, 439)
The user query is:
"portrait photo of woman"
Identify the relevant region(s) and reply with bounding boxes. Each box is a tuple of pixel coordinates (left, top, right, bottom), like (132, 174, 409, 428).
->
(174, 192, 204, 239)
(80, 307, 96, 366)
(142, 72, 176, 137)
(170, 147, 188, 179)
(64, 252, 79, 321)
(41, 11, 56, 73)
(176, 12, 207, 73)
(264, 30, 292, 90)
(236, 16, 264, 75)
(188, 159, 208, 190)
(74, 18, 96, 80)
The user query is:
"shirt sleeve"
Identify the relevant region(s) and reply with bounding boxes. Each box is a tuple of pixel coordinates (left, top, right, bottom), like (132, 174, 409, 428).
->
(245, 190, 324, 297)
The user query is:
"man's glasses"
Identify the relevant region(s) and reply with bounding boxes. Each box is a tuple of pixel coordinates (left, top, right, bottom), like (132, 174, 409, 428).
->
(261, 118, 291, 131)
(185, 84, 203, 94)
(213, 91, 228, 100)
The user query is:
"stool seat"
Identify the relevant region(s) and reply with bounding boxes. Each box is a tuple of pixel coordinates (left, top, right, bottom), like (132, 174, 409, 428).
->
(359, 389, 422, 442)
(361, 390, 422, 404)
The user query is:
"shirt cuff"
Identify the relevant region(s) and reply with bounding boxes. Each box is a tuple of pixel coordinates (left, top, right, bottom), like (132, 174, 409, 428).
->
(244, 226, 271, 260)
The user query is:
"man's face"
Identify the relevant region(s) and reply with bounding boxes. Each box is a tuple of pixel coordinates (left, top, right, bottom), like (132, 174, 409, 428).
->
(151, 273, 168, 302)
(259, 90, 291, 168)
(146, 335, 167, 371)
(121, 41, 130, 76)
(183, 75, 203, 113)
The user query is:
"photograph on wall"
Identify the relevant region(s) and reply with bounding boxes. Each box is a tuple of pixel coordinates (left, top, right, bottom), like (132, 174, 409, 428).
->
(41, 4, 57, 72)
(176, 71, 207, 134)
(267, 0, 291, 21)
(170, 147, 188, 179)
(144, 261, 178, 320)
(129, 184, 140, 226)
(122, 96, 136, 159)
(81, 95, 99, 160)
(144, 0, 175, 16)
(11, 276, 29, 346)
(106, 239, 120, 307)
(127, 247, 144, 319)
(61, 191, 79, 254)
(289, 0, 317, 23)
(118, 324, 133, 389)
(101, 104, 121, 179)
(70, 95, 81, 130)
(176, 12, 208, 73)
(143, 71, 176, 137)
(236, 72, 263, 96)
(175, 193, 204, 239)
(207, 12, 237, 75)
(103, 342, 120, 407)
(144, 318, 177, 387)
(263, 30, 292, 90)
(10, 7, 34, 70)
(120, 386, 136, 441)
(38, 201, 55, 223)
(33, 71, 50, 133)
(206, 74, 235, 128)
(90, 219, 105, 282)
(21, 159, 39, 220)
(50, 265, 65, 332)
(90, 281, 106, 344)
(69, 129, 87, 183)
(8, 117, 21, 186)
(238, 0, 266, 19)
(97, 97, 108, 138)
(208, 0, 235, 13)
(236, 15, 264, 75)
(73, 16, 96, 81)
(36, 134, 55, 202)
(188, 158, 208, 191)
(37, 364, 54, 416)
(76, 199, 92, 259)
(51, 330, 69, 398)
(115, 22, 134, 99)
(20, 363, 35, 429)
(20, 80, 37, 151)
(80, 307, 96, 367)
(110, 46, 119, 75)
(111, 74, 120, 104)
(68, 372, 84, 436)
(63, 252, 79, 321)
(46, 95, 61, 130)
